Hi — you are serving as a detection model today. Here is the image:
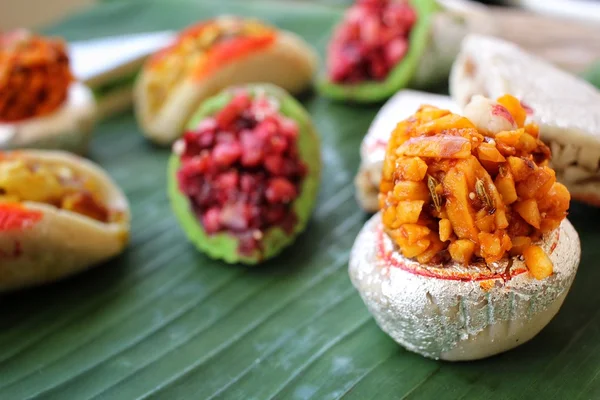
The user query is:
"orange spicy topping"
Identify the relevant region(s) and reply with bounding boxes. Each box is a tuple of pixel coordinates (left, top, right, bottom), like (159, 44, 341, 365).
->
(0, 203, 42, 231)
(145, 17, 276, 112)
(0, 30, 73, 122)
(379, 94, 570, 279)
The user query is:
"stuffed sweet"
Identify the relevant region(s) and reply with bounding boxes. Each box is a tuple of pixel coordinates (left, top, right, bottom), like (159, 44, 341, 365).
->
(349, 95, 580, 360)
(319, 0, 494, 102)
(355, 89, 457, 211)
(168, 84, 320, 264)
(0, 150, 130, 291)
(451, 34, 600, 206)
(71, 31, 175, 119)
(135, 17, 318, 145)
(0, 30, 96, 154)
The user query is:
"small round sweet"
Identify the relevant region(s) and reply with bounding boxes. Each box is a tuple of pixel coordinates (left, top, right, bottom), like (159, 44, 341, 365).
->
(0, 30, 96, 154)
(349, 94, 581, 360)
(168, 83, 320, 264)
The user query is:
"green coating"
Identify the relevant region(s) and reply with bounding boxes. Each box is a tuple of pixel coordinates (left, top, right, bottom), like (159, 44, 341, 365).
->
(318, 0, 440, 103)
(168, 83, 321, 264)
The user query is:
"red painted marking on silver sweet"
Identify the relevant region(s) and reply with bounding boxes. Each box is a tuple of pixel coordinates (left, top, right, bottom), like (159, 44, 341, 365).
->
(0, 204, 43, 231)
(375, 225, 527, 282)
(550, 230, 559, 254)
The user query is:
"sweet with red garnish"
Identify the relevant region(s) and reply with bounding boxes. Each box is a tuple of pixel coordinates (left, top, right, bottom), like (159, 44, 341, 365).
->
(319, 0, 497, 102)
(169, 84, 321, 264)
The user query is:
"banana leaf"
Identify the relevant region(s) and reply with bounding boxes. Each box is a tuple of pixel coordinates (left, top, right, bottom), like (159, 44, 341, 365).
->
(0, 0, 599, 399)
(582, 61, 600, 89)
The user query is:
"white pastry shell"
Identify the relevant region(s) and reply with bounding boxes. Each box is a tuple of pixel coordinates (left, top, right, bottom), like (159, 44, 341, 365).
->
(0, 150, 130, 291)
(0, 82, 96, 154)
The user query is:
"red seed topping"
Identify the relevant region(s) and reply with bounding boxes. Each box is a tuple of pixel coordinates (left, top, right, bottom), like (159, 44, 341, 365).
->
(327, 0, 416, 83)
(177, 90, 307, 255)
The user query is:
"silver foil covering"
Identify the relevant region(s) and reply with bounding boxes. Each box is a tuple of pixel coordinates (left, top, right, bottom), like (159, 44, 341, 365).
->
(349, 213, 581, 360)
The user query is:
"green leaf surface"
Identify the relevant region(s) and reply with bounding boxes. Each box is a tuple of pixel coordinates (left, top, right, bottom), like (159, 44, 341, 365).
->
(582, 60, 600, 89)
(1, 0, 599, 399)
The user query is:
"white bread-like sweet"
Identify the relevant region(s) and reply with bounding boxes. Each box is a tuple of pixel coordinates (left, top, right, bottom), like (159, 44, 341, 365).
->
(450, 34, 600, 206)
(0, 150, 130, 291)
(135, 28, 317, 146)
(349, 213, 580, 361)
(0, 83, 96, 154)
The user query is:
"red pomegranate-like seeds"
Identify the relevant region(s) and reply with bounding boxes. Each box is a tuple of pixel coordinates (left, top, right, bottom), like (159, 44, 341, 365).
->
(176, 90, 307, 255)
(266, 177, 297, 204)
(327, 0, 416, 83)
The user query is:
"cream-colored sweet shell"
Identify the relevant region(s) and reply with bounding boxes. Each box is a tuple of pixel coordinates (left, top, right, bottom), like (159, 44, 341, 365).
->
(0, 83, 96, 154)
(134, 31, 317, 146)
(0, 150, 130, 292)
(450, 34, 600, 205)
(349, 213, 580, 361)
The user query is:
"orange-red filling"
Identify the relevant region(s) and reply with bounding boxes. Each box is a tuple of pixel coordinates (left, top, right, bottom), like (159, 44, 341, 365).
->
(148, 18, 276, 79)
(145, 18, 276, 113)
(0, 30, 73, 122)
(379, 94, 569, 279)
(0, 203, 42, 232)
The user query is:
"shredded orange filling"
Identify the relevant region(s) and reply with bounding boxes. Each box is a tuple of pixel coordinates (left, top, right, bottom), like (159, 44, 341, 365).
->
(146, 17, 276, 112)
(379, 94, 570, 279)
(0, 30, 73, 122)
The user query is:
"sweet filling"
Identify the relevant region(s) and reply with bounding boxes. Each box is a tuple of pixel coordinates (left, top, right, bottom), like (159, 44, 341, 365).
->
(0, 157, 115, 223)
(175, 89, 307, 255)
(0, 30, 73, 122)
(327, 0, 416, 83)
(146, 18, 276, 113)
(380, 94, 570, 280)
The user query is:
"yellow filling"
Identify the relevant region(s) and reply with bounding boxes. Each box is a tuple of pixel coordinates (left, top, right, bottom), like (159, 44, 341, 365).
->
(146, 18, 275, 113)
(0, 159, 113, 223)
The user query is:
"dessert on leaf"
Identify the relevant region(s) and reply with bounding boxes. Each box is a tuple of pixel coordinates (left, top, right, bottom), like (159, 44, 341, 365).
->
(319, 0, 494, 102)
(0, 30, 96, 154)
(168, 84, 320, 264)
(349, 94, 580, 360)
(135, 17, 317, 145)
(0, 150, 130, 291)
